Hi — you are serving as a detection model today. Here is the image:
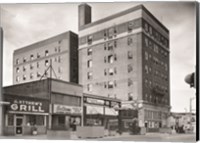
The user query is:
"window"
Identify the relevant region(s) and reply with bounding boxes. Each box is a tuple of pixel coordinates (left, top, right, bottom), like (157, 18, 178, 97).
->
(128, 21, 134, 32)
(114, 54, 117, 61)
(144, 23, 148, 32)
(87, 35, 93, 45)
(23, 57, 27, 63)
(16, 76, 20, 82)
(108, 42, 113, 50)
(104, 82, 107, 88)
(16, 67, 19, 73)
(128, 78, 133, 86)
(87, 60, 92, 68)
(30, 54, 34, 60)
(23, 66, 26, 72)
(165, 64, 168, 71)
(37, 72, 41, 78)
(87, 72, 92, 80)
(128, 64, 133, 73)
(104, 57, 107, 63)
(7, 114, 14, 126)
(149, 26, 152, 35)
(87, 84, 92, 92)
(108, 81, 114, 89)
(145, 51, 148, 60)
(108, 27, 115, 39)
(58, 67, 62, 73)
(104, 30, 107, 40)
(104, 69, 107, 76)
(108, 68, 114, 75)
(128, 51, 133, 59)
(45, 50, 49, 56)
(145, 65, 149, 74)
(58, 46, 61, 52)
(128, 92, 133, 101)
(87, 48, 92, 55)
(30, 73, 33, 79)
(145, 37, 148, 47)
(23, 75, 26, 81)
(30, 64, 33, 70)
(45, 60, 49, 66)
(55, 47, 57, 52)
(127, 37, 133, 45)
(16, 59, 19, 65)
(37, 53, 40, 58)
(58, 40, 62, 44)
(108, 55, 114, 64)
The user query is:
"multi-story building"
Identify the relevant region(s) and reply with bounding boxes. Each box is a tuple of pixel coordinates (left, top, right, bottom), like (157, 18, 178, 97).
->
(78, 4, 170, 131)
(13, 31, 78, 85)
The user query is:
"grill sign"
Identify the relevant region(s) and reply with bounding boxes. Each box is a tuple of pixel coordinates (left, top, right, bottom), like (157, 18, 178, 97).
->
(10, 99, 47, 113)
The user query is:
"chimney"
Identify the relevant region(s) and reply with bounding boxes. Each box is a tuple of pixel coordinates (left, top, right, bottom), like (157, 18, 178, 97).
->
(78, 3, 91, 30)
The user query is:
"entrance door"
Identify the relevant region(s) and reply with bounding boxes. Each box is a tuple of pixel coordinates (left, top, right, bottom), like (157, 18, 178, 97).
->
(16, 117, 23, 135)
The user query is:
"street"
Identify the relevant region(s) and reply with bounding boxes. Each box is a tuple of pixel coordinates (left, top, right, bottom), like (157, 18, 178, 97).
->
(0, 132, 196, 142)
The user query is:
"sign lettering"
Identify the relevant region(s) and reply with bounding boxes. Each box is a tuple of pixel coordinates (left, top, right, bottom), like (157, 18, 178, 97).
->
(53, 104, 82, 115)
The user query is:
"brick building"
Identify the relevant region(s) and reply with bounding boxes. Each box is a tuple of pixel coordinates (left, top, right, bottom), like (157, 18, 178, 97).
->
(78, 4, 170, 131)
(3, 78, 82, 136)
(13, 31, 78, 85)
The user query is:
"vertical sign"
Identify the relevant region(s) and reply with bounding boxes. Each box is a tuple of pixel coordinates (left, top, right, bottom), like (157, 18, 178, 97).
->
(0, 27, 3, 136)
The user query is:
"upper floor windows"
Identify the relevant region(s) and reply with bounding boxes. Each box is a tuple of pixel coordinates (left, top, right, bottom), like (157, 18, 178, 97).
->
(128, 92, 133, 101)
(87, 35, 93, 45)
(87, 48, 92, 56)
(87, 84, 92, 92)
(127, 37, 133, 45)
(37, 53, 40, 58)
(45, 50, 49, 56)
(23, 57, 27, 63)
(30, 54, 34, 60)
(87, 72, 93, 80)
(87, 60, 92, 68)
(128, 64, 133, 73)
(16, 67, 19, 73)
(16, 76, 20, 82)
(16, 59, 19, 65)
(128, 21, 134, 32)
(45, 60, 49, 67)
(128, 51, 133, 59)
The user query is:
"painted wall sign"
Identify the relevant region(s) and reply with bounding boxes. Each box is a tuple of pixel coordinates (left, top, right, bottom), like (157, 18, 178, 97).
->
(53, 104, 82, 115)
(8, 99, 49, 113)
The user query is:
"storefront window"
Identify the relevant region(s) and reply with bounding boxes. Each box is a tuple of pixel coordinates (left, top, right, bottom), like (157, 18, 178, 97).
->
(7, 114, 14, 126)
(26, 115, 44, 126)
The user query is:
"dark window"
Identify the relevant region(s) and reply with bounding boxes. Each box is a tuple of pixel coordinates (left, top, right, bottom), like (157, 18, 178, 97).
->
(87, 35, 93, 45)
(87, 72, 92, 80)
(87, 60, 92, 68)
(128, 78, 133, 86)
(88, 48, 92, 55)
(45, 50, 49, 56)
(58, 116, 65, 125)
(128, 64, 133, 73)
(128, 21, 134, 32)
(16, 59, 19, 65)
(7, 114, 14, 126)
(108, 55, 114, 63)
(128, 51, 133, 59)
(108, 81, 114, 89)
(127, 37, 133, 45)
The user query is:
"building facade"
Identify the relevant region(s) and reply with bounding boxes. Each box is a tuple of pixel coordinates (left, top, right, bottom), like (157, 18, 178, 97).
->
(78, 4, 170, 131)
(13, 31, 78, 85)
(3, 78, 82, 136)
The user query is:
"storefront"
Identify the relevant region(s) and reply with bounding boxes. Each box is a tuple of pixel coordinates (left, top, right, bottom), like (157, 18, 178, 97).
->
(51, 104, 82, 131)
(4, 95, 49, 136)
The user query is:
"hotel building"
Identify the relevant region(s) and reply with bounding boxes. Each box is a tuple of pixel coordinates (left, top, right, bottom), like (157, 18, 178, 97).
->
(13, 31, 78, 85)
(78, 4, 170, 131)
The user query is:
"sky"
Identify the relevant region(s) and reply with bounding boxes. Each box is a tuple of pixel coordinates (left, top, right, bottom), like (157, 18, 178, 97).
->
(0, 2, 197, 112)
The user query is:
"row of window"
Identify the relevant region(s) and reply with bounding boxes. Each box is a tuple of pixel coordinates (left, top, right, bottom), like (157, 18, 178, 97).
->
(144, 78, 168, 93)
(15, 43, 62, 65)
(143, 20, 169, 48)
(144, 110, 162, 120)
(144, 51, 168, 71)
(16, 57, 62, 73)
(85, 19, 140, 45)
(144, 36, 168, 58)
(144, 93, 169, 105)
(16, 69, 62, 82)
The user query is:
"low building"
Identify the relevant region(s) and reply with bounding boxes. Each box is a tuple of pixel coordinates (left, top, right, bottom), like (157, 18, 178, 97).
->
(3, 78, 82, 136)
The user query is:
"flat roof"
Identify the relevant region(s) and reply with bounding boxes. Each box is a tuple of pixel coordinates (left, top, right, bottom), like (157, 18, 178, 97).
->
(83, 93, 121, 102)
(79, 4, 169, 33)
(14, 30, 77, 55)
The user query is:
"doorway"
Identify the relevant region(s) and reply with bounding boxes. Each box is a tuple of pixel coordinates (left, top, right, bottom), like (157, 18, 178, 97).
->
(15, 116, 23, 135)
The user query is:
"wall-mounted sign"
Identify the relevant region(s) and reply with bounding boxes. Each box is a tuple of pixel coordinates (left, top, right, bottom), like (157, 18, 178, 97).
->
(53, 104, 82, 115)
(86, 98, 104, 105)
(7, 98, 49, 113)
